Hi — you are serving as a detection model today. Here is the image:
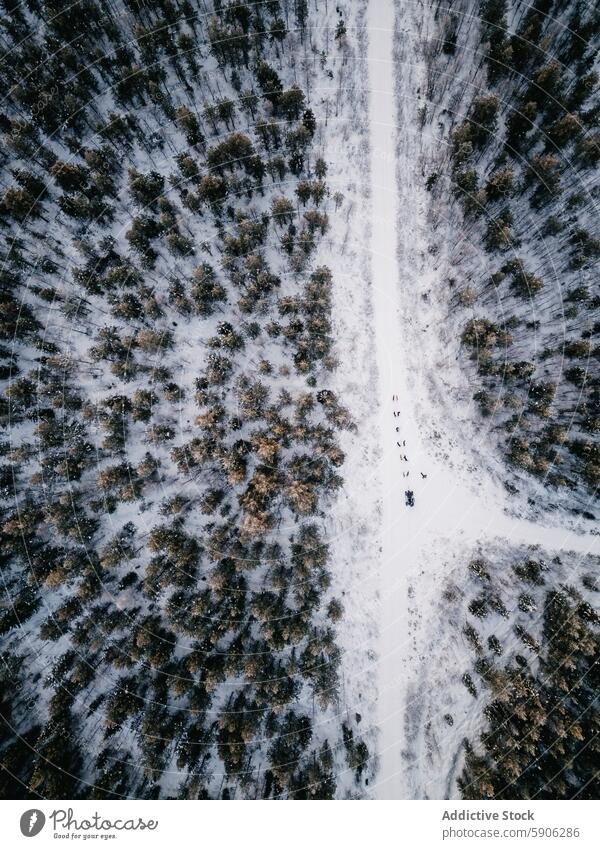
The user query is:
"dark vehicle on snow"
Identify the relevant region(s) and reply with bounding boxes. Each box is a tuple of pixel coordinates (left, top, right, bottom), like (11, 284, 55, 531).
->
(405, 490, 414, 507)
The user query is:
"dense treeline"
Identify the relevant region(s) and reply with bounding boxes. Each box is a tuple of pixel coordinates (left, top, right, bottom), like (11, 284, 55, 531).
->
(458, 553, 599, 799)
(0, 0, 370, 799)
(429, 0, 600, 500)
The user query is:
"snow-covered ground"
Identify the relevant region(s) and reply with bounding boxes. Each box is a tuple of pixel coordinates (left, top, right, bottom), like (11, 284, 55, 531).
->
(365, 0, 599, 799)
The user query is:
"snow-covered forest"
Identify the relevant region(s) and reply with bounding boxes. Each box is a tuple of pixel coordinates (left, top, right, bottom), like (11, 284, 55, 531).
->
(379, 0, 600, 800)
(0, 0, 598, 802)
(423, 0, 600, 506)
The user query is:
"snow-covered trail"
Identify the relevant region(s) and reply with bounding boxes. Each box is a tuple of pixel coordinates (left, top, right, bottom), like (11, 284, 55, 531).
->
(368, 0, 427, 801)
(367, 1, 598, 799)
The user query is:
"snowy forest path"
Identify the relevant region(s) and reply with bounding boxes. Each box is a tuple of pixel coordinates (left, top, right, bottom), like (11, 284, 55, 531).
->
(367, 1, 599, 799)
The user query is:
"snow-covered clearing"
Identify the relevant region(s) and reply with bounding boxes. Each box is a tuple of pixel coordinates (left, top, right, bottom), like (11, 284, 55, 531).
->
(366, 1, 599, 799)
